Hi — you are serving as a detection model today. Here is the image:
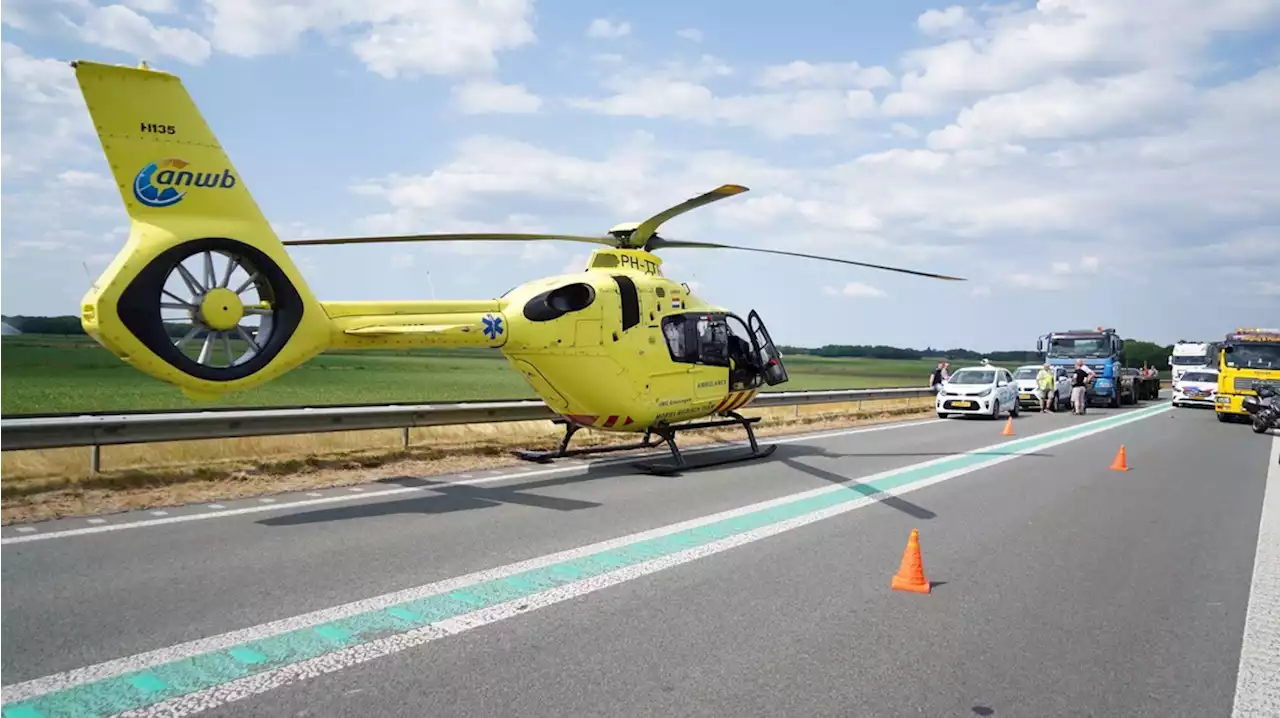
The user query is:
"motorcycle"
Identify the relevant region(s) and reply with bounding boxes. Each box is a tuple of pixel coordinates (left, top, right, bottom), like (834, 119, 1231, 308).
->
(1242, 383, 1280, 435)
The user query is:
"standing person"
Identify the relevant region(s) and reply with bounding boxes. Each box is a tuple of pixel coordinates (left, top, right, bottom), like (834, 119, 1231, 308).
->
(1036, 363, 1056, 412)
(1071, 358, 1095, 415)
(929, 362, 946, 393)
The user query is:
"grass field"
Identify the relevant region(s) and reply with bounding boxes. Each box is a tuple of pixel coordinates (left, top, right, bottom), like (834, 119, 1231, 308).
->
(0, 334, 947, 521)
(1, 334, 938, 415)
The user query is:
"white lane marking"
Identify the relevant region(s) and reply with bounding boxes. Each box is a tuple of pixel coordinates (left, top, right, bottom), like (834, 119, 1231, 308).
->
(0, 417, 946, 545)
(306, 493, 322, 498)
(150, 511, 169, 517)
(1231, 434, 1280, 718)
(259, 498, 275, 504)
(15, 527, 35, 533)
(85, 518, 106, 525)
(347, 487, 364, 492)
(2, 406, 1167, 705)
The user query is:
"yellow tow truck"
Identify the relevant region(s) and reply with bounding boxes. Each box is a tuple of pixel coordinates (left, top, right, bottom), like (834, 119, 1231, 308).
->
(1215, 328, 1280, 423)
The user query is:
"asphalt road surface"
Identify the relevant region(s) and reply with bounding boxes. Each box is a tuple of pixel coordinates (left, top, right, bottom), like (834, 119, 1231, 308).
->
(3, 398, 1278, 718)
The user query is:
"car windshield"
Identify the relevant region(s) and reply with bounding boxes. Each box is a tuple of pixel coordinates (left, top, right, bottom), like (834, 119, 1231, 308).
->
(1225, 344, 1280, 370)
(1181, 372, 1217, 383)
(948, 369, 995, 385)
(1013, 368, 1039, 380)
(1047, 337, 1109, 358)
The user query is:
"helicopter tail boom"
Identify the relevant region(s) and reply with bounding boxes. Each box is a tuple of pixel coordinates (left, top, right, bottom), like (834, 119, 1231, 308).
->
(73, 59, 333, 400)
(323, 301, 509, 349)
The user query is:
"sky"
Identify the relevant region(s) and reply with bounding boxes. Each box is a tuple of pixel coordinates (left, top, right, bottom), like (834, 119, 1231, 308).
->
(2, 0, 1279, 353)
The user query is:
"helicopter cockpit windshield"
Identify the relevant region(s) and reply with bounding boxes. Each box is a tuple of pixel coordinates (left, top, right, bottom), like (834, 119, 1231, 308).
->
(661, 312, 788, 389)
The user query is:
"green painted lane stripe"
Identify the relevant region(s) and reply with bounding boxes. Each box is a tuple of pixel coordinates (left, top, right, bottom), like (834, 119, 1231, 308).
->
(2, 403, 1168, 718)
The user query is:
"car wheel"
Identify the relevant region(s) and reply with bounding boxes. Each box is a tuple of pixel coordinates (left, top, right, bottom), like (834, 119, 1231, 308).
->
(991, 399, 1000, 419)
(1010, 401, 1019, 418)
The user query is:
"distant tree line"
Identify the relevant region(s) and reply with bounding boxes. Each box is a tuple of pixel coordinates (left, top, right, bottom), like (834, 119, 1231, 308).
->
(5, 315, 1182, 370)
(4, 314, 197, 338)
(779, 339, 1179, 370)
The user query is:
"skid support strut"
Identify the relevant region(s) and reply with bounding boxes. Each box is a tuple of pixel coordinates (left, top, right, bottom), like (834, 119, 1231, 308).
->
(633, 411, 777, 476)
(514, 420, 664, 463)
(514, 412, 778, 474)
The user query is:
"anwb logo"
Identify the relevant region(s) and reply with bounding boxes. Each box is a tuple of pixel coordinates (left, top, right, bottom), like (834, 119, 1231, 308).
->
(132, 158, 237, 208)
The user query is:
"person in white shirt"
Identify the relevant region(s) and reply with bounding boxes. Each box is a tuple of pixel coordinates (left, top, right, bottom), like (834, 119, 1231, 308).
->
(1070, 358, 1096, 415)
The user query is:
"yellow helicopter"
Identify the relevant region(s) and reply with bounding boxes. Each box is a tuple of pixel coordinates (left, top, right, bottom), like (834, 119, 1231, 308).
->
(69, 59, 965, 474)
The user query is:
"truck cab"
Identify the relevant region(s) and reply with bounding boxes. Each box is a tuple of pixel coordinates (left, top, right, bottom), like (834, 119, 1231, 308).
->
(1214, 329, 1280, 423)
(1169, 341, 1212, 384)
(1037, 328, 1133, 408)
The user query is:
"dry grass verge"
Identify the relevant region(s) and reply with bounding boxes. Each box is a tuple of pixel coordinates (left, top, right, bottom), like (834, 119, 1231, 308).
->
(1, 396, 935, 525)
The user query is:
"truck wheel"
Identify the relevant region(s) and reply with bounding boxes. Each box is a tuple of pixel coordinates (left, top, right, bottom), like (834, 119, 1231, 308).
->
(1217, 412, 1231, 423)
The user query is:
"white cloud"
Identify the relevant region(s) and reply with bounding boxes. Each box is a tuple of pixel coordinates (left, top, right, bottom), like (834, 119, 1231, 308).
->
(890, 123, 920, 139)
(676, 28, 703, 42)
(452, 79, 542, 114)
(1012, 273, 1068, 291)
(203, 0, 536, 78)
(586, 18, 630, 39)
(917, 6, 979, 37)
(927, 71, 1196, 150)
(77, 4, 212, 65)
(56, 170, 114, 189)
(569, 56, 880, 138)
(883, 0, 1280, 117)
(823, 282, 887, 298)
(757, 60, 894, 90)
(121, 0, 177, 14)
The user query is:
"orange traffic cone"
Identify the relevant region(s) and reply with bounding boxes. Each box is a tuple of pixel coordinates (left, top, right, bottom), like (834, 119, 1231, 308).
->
(891, 529, 931, 594)
(1109, 445, 1130, 472)
(1001, 417, 1014, 436)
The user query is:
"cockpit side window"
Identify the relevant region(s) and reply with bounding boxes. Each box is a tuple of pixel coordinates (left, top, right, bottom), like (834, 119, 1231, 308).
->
(662, 315, 694, 363)
(661, 313, 730, 366)
(696, 316, 730, 366)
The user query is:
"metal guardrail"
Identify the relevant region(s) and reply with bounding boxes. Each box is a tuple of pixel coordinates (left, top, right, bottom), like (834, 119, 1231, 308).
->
(0, 387, 936, 454)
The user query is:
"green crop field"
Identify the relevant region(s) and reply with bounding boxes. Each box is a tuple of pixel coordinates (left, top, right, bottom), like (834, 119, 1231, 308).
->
(0, 335, 943, 415)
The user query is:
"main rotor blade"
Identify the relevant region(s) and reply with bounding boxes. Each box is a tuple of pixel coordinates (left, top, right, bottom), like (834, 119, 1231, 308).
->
(627, 184, 748, 246)
(282, 232, 616, 247)
(648, 237, 966, 281)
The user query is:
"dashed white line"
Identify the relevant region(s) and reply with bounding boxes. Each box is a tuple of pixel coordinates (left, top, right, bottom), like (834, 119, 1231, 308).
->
(1231, 434, 1280, 718)
(347, 487, 364, 492)
(306, 493, 322, 498)
(15, 527, 35, 533)
(150, 511, 169, 517)
(1, 417, 946, 545)
(86, 518, 106, 525)
(259, 498, 276, 503)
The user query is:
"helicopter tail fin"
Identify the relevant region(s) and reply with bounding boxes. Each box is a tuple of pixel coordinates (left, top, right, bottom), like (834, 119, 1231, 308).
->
(73, 59, 333, 400)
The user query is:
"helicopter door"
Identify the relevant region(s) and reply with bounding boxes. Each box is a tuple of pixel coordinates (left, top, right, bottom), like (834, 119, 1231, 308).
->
(747, 310, 788, 386)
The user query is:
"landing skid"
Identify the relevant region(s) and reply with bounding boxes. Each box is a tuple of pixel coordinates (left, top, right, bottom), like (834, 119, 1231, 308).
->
(514, 411, 777, 476)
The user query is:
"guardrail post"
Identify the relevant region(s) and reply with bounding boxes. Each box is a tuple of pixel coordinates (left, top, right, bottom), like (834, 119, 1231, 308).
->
(401, 426, 410, 450)
(90, 444, 101, 475)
